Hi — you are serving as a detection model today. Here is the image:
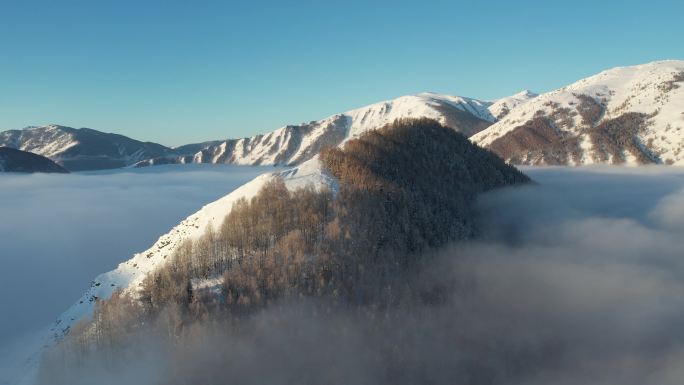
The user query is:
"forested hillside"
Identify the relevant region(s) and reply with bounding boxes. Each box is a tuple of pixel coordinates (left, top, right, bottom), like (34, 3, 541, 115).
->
(40, 119, 529, 385)
(0, 147, 68, 173)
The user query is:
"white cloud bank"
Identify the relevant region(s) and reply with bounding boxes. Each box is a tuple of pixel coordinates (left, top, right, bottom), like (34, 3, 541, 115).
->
(0, 165, 274, 380)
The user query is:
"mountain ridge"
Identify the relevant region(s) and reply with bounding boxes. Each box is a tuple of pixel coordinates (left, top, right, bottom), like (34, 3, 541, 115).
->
(0, 125, 218, 171)
(473, 60, 684, 165)
(134, 91, 532, 168)
(0, 91, 528, 171)
(5, 60, 684, 170)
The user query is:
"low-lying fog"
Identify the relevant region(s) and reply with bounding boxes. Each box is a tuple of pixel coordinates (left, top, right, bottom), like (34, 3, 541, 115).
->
(0, 164, 275, 377)
(4, 165, 684, 385)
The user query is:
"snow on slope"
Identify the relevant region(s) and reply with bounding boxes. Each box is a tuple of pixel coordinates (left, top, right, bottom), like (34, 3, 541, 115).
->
(0, 125, 79, 159)
(472, 60, 684, 165)
(48, 158, 335, 342)
(343, 92, 494, 139)
(137, 92, 498, 168)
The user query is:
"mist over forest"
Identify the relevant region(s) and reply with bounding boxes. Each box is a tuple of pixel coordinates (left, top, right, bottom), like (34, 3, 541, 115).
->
(36, 161, 684, 385)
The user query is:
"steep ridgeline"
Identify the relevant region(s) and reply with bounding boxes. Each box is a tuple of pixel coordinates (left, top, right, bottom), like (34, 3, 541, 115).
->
(39, 119, 529, 385)
(472, 60, 684, 165)
(0, 147, 69, 173)
(135, 92, 535, 167)
(0, 125, 206, 171)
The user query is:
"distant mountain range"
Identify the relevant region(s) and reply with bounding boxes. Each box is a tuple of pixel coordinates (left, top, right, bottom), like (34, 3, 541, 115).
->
(0, 126, 215, 171)
(2, 60, 682, 171)
(0, 91, 536, 171)
(135, 92, 542, 167)
(0, 147, 68, 173)
(0, 91, 531, 171)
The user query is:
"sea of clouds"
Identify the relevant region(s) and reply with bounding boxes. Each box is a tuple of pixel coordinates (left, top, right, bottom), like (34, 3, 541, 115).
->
(5, 165, 684, 385)
(0, 164, 274, 381)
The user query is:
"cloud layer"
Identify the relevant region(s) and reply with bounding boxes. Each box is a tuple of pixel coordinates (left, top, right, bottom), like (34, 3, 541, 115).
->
(0, 165, 273, 372)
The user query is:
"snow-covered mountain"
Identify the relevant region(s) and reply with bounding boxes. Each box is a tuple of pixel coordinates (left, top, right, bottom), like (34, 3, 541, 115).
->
(0, 125, 203, 171)
(472, 60, 684, 165)
(0, 147, 68, 173)
(136, 92, 504, 167)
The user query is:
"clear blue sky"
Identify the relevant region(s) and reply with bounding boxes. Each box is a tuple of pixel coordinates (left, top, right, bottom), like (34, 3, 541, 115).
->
(1, 0, 682, 146)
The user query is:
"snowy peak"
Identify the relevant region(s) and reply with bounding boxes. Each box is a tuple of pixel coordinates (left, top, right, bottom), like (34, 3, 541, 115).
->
(344, 93, 495, 140)
(514, 89, 537, 97)
(488, 90, 538, 119)
(473, 60, 684, 165)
